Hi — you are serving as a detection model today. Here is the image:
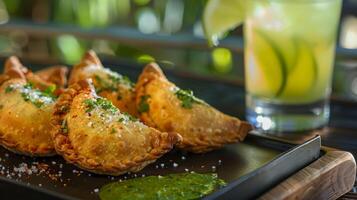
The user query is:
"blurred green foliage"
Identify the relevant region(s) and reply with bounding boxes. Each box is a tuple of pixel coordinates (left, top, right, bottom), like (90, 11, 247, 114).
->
(0, 0, 355, 101)
(0, 0, 244, 81)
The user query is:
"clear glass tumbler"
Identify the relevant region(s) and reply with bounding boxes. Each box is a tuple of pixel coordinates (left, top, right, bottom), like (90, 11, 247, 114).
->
(244, 0, 342, 132)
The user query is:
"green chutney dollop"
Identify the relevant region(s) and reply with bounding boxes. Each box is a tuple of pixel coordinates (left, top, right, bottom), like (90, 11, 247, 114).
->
(99, 173, 226, 200)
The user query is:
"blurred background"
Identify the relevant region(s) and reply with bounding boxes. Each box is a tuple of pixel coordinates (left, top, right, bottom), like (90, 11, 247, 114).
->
(0, 0, 356, 100)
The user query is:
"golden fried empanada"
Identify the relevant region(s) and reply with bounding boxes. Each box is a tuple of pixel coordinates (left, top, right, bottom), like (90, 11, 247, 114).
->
(51, 79, 181, 175)
(4, 56, 55, 91)
(35, 65, 68, 89)
(0, 58, 57, 156)
(3, 56, 68, 96)
(69, 51, 137, 116)
(135, 63, 252, 153)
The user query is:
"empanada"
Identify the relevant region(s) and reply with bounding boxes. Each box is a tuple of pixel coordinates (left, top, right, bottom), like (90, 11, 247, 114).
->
(4, 56, 54, 90)
(3, 56, 68, 93)
(35, 65, 68, 89)
(135, 63, 252, 153)
(51, 79, 181, 175)
(69, 51, 137, 116)
(0, 57, 57, 156)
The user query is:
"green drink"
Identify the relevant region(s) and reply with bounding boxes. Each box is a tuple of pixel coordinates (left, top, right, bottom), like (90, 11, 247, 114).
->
(204, 0, 342, 132)
(244, 0, 342, 131)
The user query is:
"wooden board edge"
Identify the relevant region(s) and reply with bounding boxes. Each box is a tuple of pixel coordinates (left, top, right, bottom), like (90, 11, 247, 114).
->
(258, 150, 356, 200)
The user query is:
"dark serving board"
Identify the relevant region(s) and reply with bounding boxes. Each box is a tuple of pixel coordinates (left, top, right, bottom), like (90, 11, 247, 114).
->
(0, 59, 354, 199)
(0, 134, 321, 200)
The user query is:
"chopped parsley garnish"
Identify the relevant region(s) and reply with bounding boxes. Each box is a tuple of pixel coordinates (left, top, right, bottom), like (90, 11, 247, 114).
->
(83, 99, 96, 112)
(43, 85, 57, 98)
(20, 83, 55, 108)
(118, 112, 139, 123)
(95, 75, 117, 93)
(138, 95, 150, 113)
(83, 97, 138, 123)
(83, 97, 118, 114)
(23, 82, 34, 89)
(110, 128, 117, 134)
(94, 71, 134, 94)
(5, 86, 14, 93)
(123, 112, 138, 122)
(108, 73, 134, 88)
(175, 89, 204, 109)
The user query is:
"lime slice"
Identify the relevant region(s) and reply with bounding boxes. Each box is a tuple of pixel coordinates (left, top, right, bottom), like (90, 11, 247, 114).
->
(203, 0, 246, 46)
(280, 40, 317, 101)
(261, 32, 298, 74)
(276, 36, 298, 74)
(246, 30, 286, 98)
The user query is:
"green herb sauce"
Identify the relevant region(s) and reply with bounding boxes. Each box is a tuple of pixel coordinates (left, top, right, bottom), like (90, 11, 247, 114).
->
(99, 173, 226, 200)
(175, 89, 205, 109)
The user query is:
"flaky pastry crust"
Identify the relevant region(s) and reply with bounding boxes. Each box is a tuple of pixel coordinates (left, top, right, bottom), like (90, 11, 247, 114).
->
(35, 65, 68, 88)
(4, 56, 55, 91)
(136, 63, 253, 153)
(51, 79, 181, 175)
(0, 57, 56, 156)
(69, 50, 137, 116)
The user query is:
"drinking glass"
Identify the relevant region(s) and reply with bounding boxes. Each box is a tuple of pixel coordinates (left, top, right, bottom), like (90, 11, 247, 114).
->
(244, 0, 342, 132)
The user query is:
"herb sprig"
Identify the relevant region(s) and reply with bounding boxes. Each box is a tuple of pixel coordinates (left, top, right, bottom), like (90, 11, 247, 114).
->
(123, 112, 138, 122)
(94, 71, 134, 94)
(20, 83, 56, 108)
(83, 97, 138, 123)
(83, 97, 118, 114)
(138, 95, 150, 113)
(175, 89, 204, 109)
(5, 86, 14, 93)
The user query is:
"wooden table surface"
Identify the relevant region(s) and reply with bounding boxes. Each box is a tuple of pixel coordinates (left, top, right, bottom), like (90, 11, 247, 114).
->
(267, 100, 357, 199)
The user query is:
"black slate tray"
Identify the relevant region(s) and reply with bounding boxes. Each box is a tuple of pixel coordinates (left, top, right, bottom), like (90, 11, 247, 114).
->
(0, 133, 321, 200)
(0, 60, 321, 200)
